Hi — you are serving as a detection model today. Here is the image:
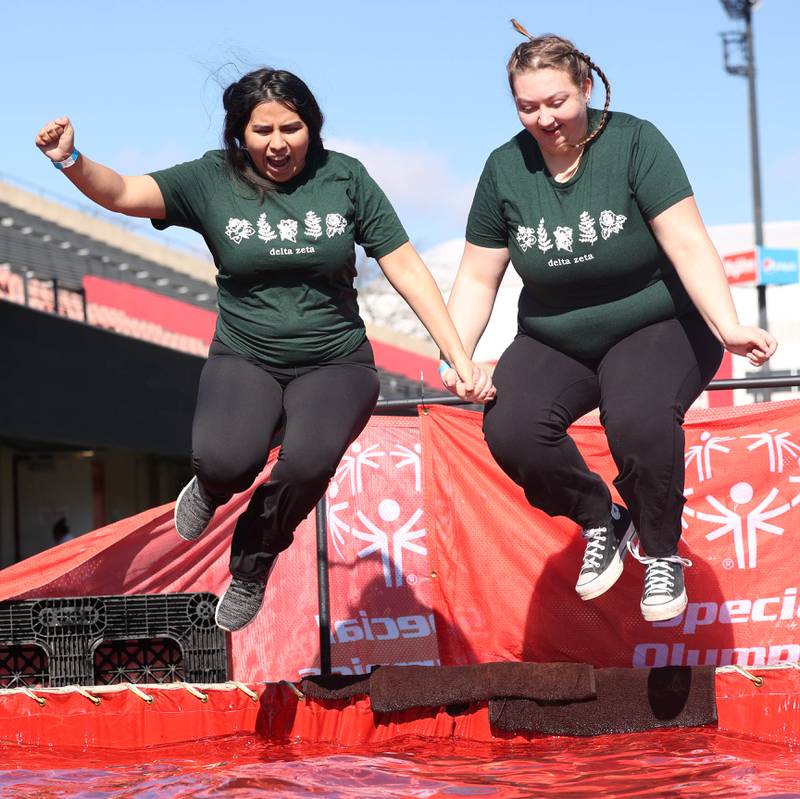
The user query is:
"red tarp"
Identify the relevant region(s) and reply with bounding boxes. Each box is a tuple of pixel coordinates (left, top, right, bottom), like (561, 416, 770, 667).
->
(3, 670, 799, 749)
(423, 402, 800, 671)
(0, 417, 435, 684)
(3, 402, 800, 682)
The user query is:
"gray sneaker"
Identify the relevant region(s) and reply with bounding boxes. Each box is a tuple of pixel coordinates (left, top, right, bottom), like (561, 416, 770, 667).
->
(174, 477, 220, 542)
(575, 504, 636, 600)
(215, 557, 279, 632)
(215, 576, 267, 632)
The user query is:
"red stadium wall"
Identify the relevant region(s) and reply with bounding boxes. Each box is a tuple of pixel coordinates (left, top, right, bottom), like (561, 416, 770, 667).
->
(83, 275, 216, 342)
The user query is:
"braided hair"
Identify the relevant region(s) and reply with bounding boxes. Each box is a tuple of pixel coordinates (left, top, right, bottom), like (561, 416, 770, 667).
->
(507, 19, 611, 148)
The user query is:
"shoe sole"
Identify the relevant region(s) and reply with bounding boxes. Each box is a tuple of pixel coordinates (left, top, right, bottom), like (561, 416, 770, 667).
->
(214, 601, 236, 632)
(576, 522, 636, 601)
(174, 477, 204, 542)
(641, 588, 688, 622)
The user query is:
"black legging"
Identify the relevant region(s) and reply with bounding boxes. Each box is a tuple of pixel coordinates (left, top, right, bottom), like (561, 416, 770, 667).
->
(483, 313, 723, 558)
(192, 337, 380, 580)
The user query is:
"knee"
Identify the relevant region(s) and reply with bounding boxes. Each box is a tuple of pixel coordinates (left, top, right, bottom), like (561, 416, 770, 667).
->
(272, 452, 337, 488)
(484, 408, 562, 477)
(603, 407, 676, 463)
(193, 448, 264, 494)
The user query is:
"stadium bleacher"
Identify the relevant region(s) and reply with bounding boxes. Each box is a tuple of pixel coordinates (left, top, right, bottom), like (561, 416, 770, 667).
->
(0, 186, 448, 400)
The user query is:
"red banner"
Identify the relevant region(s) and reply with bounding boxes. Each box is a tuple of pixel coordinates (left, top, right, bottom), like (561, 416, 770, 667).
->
(422, 402, 800, 670)
(4, 401, 800, 682)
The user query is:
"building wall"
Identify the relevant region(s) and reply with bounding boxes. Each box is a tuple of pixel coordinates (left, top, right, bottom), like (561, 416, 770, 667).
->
(15, 453, 93, 559)
(0, 300, 202, 456)
(0, 450, 13, 566)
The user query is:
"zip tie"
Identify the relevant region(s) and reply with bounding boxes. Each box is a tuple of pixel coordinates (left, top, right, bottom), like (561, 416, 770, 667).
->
(280, 680, 305, 700)
(21, 688, 45, 706)
(127, 683, 153, 703)
(728, 664, 764, 687)
(74, 685, 101, 706)
(232, 681, 259, 702)
(181, 682, 208, 703)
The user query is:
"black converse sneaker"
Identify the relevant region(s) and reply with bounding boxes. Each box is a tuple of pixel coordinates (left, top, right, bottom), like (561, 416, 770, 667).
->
(174, 477, 222, 542)
(215, 558, 279, 632)
(628, 540, 692, 622)
(575, 503, 636, 600)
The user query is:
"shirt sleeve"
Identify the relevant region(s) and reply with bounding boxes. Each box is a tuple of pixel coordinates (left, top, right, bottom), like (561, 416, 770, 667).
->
(630, 121, 693, 220)
(148, 153, 214, 233)
(350, 161, 409, 260)
(465, 155, 508, 248)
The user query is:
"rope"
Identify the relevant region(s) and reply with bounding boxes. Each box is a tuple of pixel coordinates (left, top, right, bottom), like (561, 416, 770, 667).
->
(718, 664, 765, 687)
(180, 682, 208, 702)
(232, 681, 259, 701)
(74, 685, 101, 706)
(127, 684, 154, 703)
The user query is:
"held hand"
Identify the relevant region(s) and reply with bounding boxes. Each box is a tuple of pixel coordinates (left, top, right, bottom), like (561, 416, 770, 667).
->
(35, 116, 75, 162)
(722, 325, 777, 367)
(441, 361, 497, 404)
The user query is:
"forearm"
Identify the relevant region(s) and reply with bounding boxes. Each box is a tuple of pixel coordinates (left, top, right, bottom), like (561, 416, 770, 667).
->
(650, 198, 740, 344)
(672, 240, 740, 343)
(381, 255, 469, 364)
(445, 272, 498, 359)
(37, 116, 165, 217)
(63, 155, 143, 216)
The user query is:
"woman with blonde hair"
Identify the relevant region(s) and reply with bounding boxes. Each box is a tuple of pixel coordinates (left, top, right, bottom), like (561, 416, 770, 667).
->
(441, 21, 775, 621)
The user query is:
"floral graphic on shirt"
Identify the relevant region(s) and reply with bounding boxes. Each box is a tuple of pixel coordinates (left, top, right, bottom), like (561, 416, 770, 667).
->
(599, 210, 627, 240)
(553, 226, 574, 252)
(257, 213, 277, 243)
(277, 219, 299, 243)
(536, 218, 554, 253)
(516, 226, 537, 252)
(225, 218, 255, 244)
(578, 211, 598, 244)
(304, 211, 323, 240)
(326, 213, 347, 238)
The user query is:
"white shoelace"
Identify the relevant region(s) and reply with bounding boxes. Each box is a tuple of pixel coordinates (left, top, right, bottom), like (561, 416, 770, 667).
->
(627, 539, 692, 597)
(580, 526, 608, 571)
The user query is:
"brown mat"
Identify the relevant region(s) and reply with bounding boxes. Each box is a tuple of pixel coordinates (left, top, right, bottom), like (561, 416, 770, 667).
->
(299, 673, 372, 701)
(488, 666, 717, 737)
(487, 661, 596, 701)
(369, 661, 596, 713)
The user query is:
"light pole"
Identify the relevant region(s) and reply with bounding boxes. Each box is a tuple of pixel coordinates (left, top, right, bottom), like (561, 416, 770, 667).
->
(720, 0, 766, 332)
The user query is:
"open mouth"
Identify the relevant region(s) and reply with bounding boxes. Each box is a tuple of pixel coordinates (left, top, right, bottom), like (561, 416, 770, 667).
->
(267, 155, 291, 170)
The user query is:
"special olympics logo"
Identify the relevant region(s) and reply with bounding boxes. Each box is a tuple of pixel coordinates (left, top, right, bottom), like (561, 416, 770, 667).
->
(326, 437, 426, 588)
(683, 428, 800, 569)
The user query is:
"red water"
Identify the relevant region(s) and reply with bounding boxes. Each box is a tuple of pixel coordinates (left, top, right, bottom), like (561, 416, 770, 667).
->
(1, 729, 798, 798)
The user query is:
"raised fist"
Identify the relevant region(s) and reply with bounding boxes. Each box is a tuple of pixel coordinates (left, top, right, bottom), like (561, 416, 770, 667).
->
(35, 116, 75, 162)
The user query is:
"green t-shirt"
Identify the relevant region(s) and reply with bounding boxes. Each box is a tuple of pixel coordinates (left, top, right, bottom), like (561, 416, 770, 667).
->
(150, 149, 408, 365)
(466, 111, 695, 360)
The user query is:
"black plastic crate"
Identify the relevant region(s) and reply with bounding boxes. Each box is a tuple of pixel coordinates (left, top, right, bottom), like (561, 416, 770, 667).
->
(0, 592, 226, 687)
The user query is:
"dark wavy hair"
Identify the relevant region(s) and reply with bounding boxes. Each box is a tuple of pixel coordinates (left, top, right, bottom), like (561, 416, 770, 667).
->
(222, 68, 324, 196)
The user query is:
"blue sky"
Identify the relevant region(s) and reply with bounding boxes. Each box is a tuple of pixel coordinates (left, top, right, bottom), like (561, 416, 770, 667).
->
(3, 0, 797, 255)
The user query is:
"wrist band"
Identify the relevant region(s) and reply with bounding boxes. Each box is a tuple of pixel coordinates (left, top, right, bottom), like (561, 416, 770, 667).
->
(53, 149, 80, 170)
(438, 360, 453, 378)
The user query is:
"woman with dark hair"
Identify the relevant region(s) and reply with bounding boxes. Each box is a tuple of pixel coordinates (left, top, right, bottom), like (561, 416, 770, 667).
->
(440, 22, 776, 622)
(36, 67, 494, 632)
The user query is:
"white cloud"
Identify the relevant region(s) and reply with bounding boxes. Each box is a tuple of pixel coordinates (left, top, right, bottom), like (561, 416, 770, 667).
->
(325, 137, 476, 228)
